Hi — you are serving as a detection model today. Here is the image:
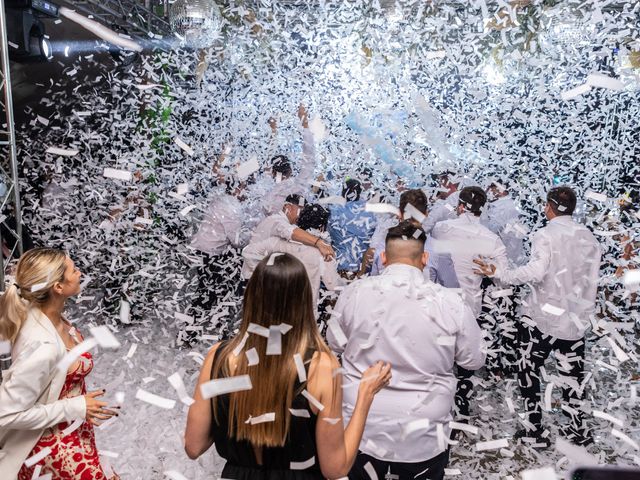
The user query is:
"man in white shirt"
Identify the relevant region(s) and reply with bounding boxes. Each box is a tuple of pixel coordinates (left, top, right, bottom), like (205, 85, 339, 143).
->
(422, 171, 460, 234)
(363, 189, 459, 288)
(250, 194, 335, 261)
(189, 178, 249, 342)
(474, 186, 601, 446)
(255, 105, 318, 217)
(480, 178, 527, 376)
(328, 221, 485, 480)
(242, 204, 343, 309)
(482, 179, 526, 266)
(431, 186, 508, 422)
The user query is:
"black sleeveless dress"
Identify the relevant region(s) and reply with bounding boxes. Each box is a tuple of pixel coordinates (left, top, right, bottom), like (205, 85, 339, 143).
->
(210, 344, 324, 480)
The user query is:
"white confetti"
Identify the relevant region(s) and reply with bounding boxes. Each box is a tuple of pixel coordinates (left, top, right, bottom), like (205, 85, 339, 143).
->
(135, 388, 176, 409)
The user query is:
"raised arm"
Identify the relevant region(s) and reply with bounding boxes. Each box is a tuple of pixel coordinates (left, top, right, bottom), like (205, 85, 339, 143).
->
(296, 104, 317, 188)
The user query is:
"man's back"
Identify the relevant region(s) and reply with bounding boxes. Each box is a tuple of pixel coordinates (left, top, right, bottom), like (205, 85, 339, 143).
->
(509, 216, 601, 340)
(432, 213, 507, 316)
(327, 264, 484, 463)
(482, 195, 526, 266)
(242, 236, 342, 305)
(191, 192, 245, 255)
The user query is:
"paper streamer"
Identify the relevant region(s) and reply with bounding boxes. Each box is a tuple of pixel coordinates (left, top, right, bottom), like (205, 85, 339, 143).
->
(301, 389, 324, 411)
(200, 375, 253, 399)
(90, 325, 121, 349)
(246, 348, 259, 366)
(57, 338, 98, 372)
(46, 146, 79, 156)
(135, 388, 176, 409)
(103, 168, 132, 181)
(290, 456, 315, 470)
(167, 372, 195, 406)
(475, 438, 509, 451)
(294, 353, 307, 383)
(24, 446, 52, 468)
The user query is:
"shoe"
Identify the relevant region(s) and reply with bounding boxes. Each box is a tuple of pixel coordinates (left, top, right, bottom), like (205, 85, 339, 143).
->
(449, 419, 469, 441)
(559, 425, 594, 446)
(514, 428, 551, 448)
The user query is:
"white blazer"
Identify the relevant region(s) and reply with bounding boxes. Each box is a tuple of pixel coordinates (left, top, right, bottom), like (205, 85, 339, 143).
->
(0, 308, 86, 479)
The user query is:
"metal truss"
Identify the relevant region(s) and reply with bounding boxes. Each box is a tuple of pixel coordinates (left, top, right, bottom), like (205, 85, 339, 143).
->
(0, 0, 24, 286)
(67, 0, 174, 46)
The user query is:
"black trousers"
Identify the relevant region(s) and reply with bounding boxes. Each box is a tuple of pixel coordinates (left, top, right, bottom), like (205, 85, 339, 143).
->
(192, 249, 242, 316)
(349, 450, 449, 480)
(516, 320, 586, 431)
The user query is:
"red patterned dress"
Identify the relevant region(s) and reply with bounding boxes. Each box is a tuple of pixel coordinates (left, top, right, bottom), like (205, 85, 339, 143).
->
(18, 330, 114, 480)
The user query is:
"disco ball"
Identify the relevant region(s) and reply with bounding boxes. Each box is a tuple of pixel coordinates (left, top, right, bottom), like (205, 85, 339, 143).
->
(169, 0, 222, 49)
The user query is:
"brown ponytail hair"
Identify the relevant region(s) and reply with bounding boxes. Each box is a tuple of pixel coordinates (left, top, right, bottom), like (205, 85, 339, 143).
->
(0, 248, 67, 342)
(212, 253, 331, 447)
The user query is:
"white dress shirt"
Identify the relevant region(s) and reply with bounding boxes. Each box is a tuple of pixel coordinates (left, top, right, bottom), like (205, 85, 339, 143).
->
(369, 220, 459, 288)
(260, 129, 317, 216)
(241, 236, 344, 306)
(190, 190, 247, 256)
(494, 215, 601, 341)
(431, 213, 508, 317)
(0, 309, 86, 478)
(327, 264, 485, 463)
(249, 211, 296, 245)
(482, 195, 526, 266)
(422, 191, 459, 234)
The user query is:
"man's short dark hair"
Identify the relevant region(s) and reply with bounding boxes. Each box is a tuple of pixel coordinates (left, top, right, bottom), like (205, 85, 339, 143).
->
(399, 189, 428, 216)
(271, 155, 292, 179)
(385, 220, 427, 247)
(342, 178, 362, 201)
(547, 186, 576, 216)
(458, 186, 487, 216)
(297, 204, 330, 231)
(285, 194, 306, 207)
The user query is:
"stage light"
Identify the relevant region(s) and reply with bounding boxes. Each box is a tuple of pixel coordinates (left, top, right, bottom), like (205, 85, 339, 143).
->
(6, 0, 58, 62)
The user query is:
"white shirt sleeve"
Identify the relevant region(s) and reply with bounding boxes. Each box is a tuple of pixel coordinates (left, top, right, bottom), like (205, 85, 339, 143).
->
(297, 128, 316, 188)
(495, 230, 551, 285)
(453, 299, 486, 370)
(0, 342, 86, 430)
(271, 214, 296, 241)
(241, 238, 278, 279)
(326, 284, 356, 355)
(319, 258, 346, 291)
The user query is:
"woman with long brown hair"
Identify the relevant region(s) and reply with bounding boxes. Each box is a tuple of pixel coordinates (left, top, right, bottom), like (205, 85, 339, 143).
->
(185, 253, 391, 479)
(0, 248, 118, 479)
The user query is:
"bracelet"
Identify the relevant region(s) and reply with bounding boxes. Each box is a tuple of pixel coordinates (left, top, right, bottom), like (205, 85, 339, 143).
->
(314, 238, 321, 247)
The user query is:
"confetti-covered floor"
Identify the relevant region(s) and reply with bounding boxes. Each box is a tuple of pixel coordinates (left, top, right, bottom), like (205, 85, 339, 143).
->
(87, 317, 639, 480)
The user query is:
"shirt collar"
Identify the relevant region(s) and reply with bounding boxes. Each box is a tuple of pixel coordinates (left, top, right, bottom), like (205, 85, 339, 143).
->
(459, 212, 480, 223)
(382, 263, 425, 280)
(550, 215, 574, 224)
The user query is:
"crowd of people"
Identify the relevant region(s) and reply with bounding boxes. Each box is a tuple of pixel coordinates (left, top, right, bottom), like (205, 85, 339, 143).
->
(0, 109, 636, 480)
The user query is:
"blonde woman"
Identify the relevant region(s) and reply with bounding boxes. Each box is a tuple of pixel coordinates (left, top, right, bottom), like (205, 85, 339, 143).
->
(185, 253, 392, 479)
(0, 248, 118, 479)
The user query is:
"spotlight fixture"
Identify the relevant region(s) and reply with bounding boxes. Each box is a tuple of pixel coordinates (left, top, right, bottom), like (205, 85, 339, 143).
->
(6, 0, 59, 62)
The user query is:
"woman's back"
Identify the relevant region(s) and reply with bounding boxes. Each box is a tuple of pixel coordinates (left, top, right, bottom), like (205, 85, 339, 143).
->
(210, 343, 323, 479)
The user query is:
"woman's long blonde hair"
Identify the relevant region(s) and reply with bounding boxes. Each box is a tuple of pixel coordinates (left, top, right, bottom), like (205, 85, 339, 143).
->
(212, 253, 332, 448)
(0, 248, 67, 342)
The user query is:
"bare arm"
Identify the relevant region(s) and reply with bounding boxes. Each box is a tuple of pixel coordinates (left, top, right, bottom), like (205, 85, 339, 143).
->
(185, 343, 221, 459)
(311, 353, 391, 479)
